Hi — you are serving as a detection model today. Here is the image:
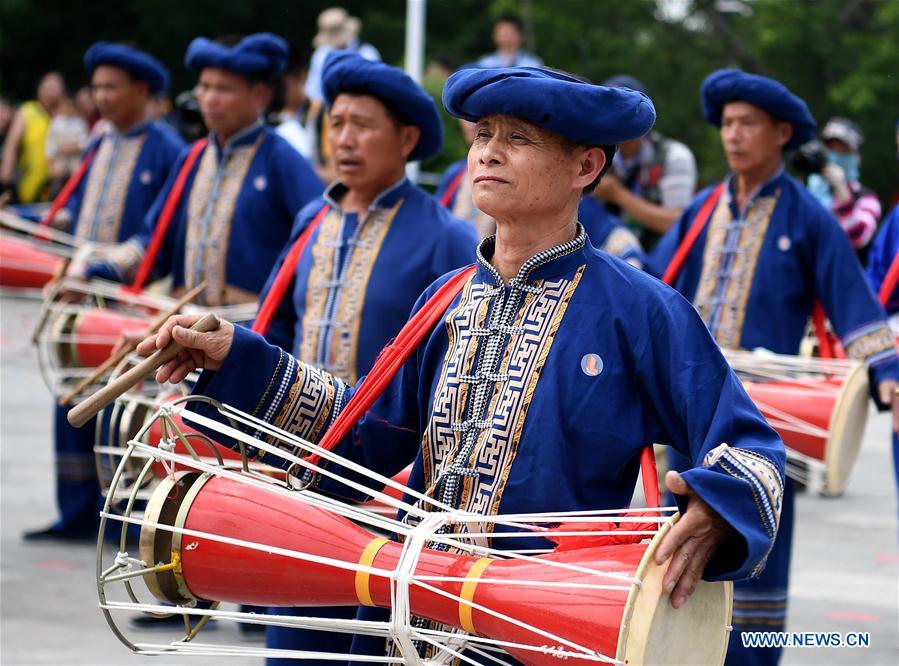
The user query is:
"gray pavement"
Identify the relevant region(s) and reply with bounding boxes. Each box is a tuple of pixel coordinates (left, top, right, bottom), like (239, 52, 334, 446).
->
(1, 293, 898, 665)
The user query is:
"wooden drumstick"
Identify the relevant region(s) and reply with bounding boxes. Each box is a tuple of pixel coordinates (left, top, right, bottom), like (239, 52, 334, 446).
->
(67, 312, 220, 428)
(58, 281, 208, 406)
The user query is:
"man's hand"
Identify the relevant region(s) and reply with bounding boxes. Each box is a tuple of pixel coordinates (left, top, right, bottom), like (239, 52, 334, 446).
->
(135, 313, 234, 384)
(878, 379, 899, 434)
(654, 470, 734, 609)
(593, 173, 624, 205)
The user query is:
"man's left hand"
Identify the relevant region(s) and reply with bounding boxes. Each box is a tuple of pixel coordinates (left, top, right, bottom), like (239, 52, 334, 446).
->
(878, 379, 899, 433)
(654, 470, 734, 609)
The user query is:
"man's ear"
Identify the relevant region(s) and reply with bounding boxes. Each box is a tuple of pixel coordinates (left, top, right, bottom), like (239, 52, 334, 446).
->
(576, 146, 606, 190)
(399, 124, 421, 160)
(776, 121, 793, 149)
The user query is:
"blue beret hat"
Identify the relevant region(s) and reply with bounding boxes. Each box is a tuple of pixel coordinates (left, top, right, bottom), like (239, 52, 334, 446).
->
(701, 69, 816, 150)
(185, 33, 288, 78)
(322, 51, 443, 161)
(84, 42, 170, 95)
(443, 67, 656, 146)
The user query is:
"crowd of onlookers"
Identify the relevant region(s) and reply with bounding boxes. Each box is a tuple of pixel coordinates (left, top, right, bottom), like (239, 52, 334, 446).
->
(1, 7, 895, 263)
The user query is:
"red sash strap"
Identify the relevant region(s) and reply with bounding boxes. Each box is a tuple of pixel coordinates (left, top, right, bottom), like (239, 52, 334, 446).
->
(39, 146, 98, 226)
(879, 248, 899, 308)
(307, 265, 476, 468)
(126, 138, 209, 293)
(661, 183, 725, 286)
(438, 166, 467, 209)
(251, 204, 331, 336)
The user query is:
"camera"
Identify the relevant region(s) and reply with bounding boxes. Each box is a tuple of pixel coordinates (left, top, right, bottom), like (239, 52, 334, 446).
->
(790, 140, 828, 178)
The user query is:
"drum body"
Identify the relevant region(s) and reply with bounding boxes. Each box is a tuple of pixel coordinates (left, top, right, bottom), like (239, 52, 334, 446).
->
(727, 350, 869, 495)
(0, 233, 64, 289)
(140, 472, 732, 665)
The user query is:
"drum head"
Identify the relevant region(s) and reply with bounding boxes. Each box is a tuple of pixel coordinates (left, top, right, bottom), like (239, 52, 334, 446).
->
(617, 521, 732, 665)
(823, 361, 869, 495)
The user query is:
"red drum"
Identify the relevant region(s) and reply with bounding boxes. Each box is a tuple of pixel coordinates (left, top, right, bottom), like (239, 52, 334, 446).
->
(140, 472, 732, 665)
(53, 309, 147, 368)
(0, 234, 64, 289)
(726, 350, 869, 495)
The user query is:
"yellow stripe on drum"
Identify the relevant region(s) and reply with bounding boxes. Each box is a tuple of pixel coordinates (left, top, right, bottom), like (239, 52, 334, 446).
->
(459, 558, 493, 634)
(355, 537, 390, 607)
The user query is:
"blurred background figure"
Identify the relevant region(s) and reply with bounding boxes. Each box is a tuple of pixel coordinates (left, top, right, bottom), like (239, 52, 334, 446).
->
(0, 71, 66, 203)
(44, 95, 88, 197)
(805, 117, 881, 258)
(594, 75, 697, 251)
(477, 13, 542, 68)
(305, 7, 380, 105)
(0, 96, 14, 155)
(74, 85, 101, 134)
(275, 43, 313, 159)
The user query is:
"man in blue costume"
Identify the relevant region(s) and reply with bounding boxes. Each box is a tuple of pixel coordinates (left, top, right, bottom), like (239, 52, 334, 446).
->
(88, 33, 323, 308)
(25, 42, 184, 542)
(867, 203, 899, 499)
(253, 51, 476, 662)
(141, 68, 786, 663)
(650, 69, 899, 666)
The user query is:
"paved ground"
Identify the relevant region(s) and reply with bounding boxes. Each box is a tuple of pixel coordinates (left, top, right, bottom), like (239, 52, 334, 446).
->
(1, 293, 897, 665)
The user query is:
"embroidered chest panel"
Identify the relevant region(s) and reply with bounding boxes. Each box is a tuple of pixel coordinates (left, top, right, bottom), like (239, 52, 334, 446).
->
(693, 192, 779, 349)
(75, 134, 146, 242)
(299, 204, 399, 383)
(420, 267, 583, 523)
(184, 139, 261, 306)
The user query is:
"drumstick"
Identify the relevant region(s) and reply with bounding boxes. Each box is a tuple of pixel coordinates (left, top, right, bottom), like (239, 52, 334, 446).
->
(59, 281, 208, 406)
(67, 312, 220, 428)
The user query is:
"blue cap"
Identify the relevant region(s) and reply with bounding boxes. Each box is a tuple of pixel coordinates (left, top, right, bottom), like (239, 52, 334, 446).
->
(443, 67, 656, 146)
(701, 69, 816, 150)
(84, 42, 170, 95)
(322, 50, 443, 161)
(185, 33, 288, 78)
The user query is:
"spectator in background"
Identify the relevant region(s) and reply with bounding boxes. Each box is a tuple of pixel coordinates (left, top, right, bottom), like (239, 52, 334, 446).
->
(45, 96, 88, 197)
(75, 85, 100, 131)
(594, 74, 697, 251)
(806, 117, 881, 257)
(477, 13, 543, 68)
(0, 71, 66, 203)
(276, 45, 314, 159)
(305, 7, 381, 105)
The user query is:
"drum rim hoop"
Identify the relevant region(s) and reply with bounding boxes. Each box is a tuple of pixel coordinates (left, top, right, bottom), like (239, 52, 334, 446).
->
(823, 360, 869, 494)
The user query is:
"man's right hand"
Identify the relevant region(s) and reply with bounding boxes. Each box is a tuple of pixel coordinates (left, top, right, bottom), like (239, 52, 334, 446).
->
(135, 313, 235, 384)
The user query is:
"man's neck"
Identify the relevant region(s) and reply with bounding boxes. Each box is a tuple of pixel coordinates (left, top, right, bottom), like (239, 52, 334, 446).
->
(216, 116, 260, 146)
(734, 159, 782, 211)
(340, 170, 406, 214)
(112, 112, 148, 134)
(492, 202, 579, 282)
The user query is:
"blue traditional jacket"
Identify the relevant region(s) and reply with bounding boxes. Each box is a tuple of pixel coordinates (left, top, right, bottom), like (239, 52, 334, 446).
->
(436, 159, 644, 266)
(868, 204, 899, 316)
(196, 226, 786, 582)
(65, 120, 183, 242)
(259, 177, 478, 382)
(90, 121, 323, 306)
(649, 167, 899, 386)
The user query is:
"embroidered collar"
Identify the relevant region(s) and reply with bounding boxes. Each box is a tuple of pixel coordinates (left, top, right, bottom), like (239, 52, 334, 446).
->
(107, 118, 151, 141)
(475, 223, 587, 287)
(323, 176, 411, 213)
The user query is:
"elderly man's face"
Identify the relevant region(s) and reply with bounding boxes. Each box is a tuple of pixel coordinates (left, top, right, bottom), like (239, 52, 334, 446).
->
(720, 101, 792, 176)
(468, 115, 590, 222)
(328, 93, 419, 192)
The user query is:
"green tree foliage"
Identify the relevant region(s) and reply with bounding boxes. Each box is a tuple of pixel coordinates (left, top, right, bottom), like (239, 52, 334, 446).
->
(1, 0, 896, 203)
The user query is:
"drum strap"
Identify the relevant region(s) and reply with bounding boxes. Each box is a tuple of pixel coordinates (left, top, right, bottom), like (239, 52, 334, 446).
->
(251, 204, 331, 337)
(438, 166, 467, 209)
(661, 183, 724, 286)
(127, 138, 209, 293)
(39, 145, 98, 227)
(306, 262, 660, 509)
(878, 247, 899, 307)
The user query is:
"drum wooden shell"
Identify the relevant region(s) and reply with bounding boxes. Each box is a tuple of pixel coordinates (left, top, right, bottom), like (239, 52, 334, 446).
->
(141, 473, 731, 665)
(0, 235, 63, 289)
